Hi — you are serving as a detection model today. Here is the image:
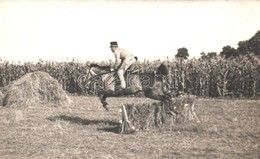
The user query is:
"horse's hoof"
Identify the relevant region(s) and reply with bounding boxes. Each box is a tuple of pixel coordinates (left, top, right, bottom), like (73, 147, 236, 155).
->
(103, 105, 109, 111)
(103, 101, 108, 105)
(102, 102, 109, 111)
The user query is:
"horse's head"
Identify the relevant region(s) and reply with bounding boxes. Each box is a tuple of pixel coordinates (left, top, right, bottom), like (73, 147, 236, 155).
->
(88, 63, 112, 75)
(82, 63, 113, 94)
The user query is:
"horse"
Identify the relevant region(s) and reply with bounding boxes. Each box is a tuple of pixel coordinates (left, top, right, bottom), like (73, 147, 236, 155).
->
(84, 63, 172, 111)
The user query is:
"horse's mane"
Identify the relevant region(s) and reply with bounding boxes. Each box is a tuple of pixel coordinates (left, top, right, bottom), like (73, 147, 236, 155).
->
(89, 63, 111, 72)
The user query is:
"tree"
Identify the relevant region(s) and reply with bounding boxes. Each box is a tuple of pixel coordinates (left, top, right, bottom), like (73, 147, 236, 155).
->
(237, 30, 260, 56)
(175, 47, 189, 60)
(200, 52, 207, 60)
(249, 30, 260, 56)
(220, 45, 238, 59)
(200, 52, 218, 61)
(175, 47, 189, 92)
(237, 41, 250, 56)
(207, 52, 217, 59)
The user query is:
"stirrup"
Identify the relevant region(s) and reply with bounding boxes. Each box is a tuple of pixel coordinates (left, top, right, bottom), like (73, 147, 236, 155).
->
(131, 69, 139, 74)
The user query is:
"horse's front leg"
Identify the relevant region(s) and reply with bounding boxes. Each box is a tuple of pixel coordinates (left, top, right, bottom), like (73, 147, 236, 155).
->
(98, 94, 109, 111)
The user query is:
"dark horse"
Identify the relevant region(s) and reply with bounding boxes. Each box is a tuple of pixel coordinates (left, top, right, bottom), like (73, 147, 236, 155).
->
(85, 63, 171, 111)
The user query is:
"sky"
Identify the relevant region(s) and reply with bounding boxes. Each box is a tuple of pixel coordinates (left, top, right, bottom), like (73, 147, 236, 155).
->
(0, 0, 260, 63)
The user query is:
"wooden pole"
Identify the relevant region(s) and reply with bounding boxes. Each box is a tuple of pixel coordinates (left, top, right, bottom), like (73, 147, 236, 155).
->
(120, 105, 136, 134)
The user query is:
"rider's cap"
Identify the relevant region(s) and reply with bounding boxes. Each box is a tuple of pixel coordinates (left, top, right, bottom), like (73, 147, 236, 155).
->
(110, 41, 118, 48)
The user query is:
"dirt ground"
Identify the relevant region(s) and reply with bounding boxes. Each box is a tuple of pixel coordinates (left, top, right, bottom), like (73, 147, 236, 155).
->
(0, 96, 259, 159)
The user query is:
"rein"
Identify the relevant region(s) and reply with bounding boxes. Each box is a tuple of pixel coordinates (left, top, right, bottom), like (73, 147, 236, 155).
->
(87, 67, 117, 84)
(94, 70, 117, 76)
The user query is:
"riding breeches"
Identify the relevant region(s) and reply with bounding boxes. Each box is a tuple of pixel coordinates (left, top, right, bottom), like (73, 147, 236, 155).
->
(117, 57, 136, 88)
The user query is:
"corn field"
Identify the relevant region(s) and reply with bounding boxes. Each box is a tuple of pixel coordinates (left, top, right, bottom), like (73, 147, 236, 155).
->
(0, 55, 260, 98)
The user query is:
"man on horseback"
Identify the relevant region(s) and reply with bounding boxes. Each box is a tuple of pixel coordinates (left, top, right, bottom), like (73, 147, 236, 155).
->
(110, 41, 138, 90)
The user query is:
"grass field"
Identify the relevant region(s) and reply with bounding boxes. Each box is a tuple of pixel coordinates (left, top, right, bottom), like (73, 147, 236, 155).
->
(0, 96, 259, 159)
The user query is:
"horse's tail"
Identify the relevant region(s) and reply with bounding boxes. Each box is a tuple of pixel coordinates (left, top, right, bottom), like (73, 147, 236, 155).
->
(156, 63, 169, 76)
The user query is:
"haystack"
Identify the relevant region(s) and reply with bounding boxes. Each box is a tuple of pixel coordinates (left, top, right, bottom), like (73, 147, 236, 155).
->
(2, 71, 72, 107)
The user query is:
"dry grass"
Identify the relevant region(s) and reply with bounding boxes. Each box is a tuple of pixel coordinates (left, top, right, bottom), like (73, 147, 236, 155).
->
(0, 90, 3, 106)
(0, 96, 259, 158)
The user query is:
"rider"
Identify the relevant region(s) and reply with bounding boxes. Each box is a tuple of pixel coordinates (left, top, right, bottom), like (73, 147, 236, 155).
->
(110, 41, 138, 90)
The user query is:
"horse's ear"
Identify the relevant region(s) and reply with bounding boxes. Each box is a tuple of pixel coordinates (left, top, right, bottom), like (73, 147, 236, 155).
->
(86, 64, 91, 68)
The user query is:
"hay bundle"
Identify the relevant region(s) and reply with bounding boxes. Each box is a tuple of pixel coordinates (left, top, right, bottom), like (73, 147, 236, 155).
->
(170, 94, 200, 123)
(124, 95, 200, 130)
(125, 102, 174, 130)
(2, 71, 72, 107)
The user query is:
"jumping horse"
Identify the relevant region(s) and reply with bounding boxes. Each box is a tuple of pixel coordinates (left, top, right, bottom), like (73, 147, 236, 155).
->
(84, 63, 172, 111)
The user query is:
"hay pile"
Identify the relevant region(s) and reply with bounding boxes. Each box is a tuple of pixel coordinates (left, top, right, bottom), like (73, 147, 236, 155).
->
(124, 95, 200, 130)
(2, 71, 72, 107)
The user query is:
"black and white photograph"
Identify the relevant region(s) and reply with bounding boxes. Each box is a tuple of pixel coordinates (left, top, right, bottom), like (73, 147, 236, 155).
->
(0, 0, 259, 158)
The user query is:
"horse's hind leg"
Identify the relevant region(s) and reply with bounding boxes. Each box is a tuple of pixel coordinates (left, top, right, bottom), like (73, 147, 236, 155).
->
(98, 94, 109, 111)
